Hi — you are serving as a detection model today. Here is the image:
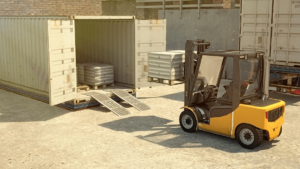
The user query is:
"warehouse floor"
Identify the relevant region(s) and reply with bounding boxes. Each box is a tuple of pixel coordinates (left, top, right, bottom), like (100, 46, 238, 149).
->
(0, 84, 300, 169)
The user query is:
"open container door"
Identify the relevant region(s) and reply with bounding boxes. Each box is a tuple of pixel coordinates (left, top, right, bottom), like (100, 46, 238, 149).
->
(240, 0, 272, 56)
(48, 20, 77, 106)
(135, 19, 167, 88)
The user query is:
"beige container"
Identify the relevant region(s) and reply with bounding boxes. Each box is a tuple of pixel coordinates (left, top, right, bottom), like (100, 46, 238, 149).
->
(240, 0, 300, 66)
(0, 16, 167, 106)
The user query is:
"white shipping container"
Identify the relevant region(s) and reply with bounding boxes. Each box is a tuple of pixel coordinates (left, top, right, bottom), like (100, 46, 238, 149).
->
(0, 16, 166, 106)
(240, 0, 272, 56)
(271, 0, 300, 66)
(148, 52, 185, 80)
(240, 0, 300, 66)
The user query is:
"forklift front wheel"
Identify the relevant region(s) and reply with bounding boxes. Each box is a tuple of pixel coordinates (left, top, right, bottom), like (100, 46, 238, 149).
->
(236, 124, 264, 149)
(179, 110, 197, 133)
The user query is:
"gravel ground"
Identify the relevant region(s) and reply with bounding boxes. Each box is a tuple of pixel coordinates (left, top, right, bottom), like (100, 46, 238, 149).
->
(0, 84, 299, 169)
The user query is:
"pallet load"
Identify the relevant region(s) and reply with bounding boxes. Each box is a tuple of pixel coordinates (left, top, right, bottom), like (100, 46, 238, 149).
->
(148, 51, 185, 85)
(76, 63, 88, 84)
(84, 63, 115, 89)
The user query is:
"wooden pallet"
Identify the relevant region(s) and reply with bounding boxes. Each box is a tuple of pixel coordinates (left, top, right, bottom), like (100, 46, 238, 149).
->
(72, 98, 90, 105)
(148, 77, 183, 86)
(270, 72, 299, 86)
(88, 83, 115, 90)
(77, 85, 90, 93)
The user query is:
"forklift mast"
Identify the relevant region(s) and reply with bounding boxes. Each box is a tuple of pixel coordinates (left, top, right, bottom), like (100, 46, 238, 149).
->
(184, 40, 210, 106)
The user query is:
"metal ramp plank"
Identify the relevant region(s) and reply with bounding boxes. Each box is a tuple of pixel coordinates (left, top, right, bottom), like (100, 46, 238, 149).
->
(83, 92, 130, 116)
(112, 90, 151, 111)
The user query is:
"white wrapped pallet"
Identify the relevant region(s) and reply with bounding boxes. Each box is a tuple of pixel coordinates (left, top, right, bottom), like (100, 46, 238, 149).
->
(84, 64, 115, 88)
(148, 52, 185, 81)
(85, 74, 114, 83)
(77, 63, 89, 84)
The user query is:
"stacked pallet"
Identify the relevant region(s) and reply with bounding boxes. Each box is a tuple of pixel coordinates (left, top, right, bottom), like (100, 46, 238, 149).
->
(76, 63, 88, 84)
(84, 63, 114, 89)
(148, 51, 185, 85)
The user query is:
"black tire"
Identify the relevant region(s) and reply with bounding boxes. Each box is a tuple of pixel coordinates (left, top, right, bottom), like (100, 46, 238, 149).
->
(278, 126, 282, 137)
(179, 109, 197, 133)
(235, 124, 264, 149)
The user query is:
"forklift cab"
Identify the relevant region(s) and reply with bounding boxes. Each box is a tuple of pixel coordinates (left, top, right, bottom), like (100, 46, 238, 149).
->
(180, 40, 285, 149)
(190, 51, 263, 123)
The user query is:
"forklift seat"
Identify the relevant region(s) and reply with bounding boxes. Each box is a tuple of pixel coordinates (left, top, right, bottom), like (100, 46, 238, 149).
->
(216, 81, 233, 105)
(222, 81, 233, 99)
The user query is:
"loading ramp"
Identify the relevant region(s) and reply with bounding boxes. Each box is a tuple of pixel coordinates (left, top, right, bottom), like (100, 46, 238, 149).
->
(83, 92, 131, 116)
(112, 90, 151, 111)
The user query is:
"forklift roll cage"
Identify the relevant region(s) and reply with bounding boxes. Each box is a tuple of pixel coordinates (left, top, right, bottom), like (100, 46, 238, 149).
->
(184, 40, 265, 111)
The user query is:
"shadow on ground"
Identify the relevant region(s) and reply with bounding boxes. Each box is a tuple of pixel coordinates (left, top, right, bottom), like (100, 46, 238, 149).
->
(0, 89, 73, 122)
(158, 91, 184, 102)
(0, 103, 71, 123)
(100, 115, 278, 153)
(139, 90, 300, 104)
(138, 91, 184, 102)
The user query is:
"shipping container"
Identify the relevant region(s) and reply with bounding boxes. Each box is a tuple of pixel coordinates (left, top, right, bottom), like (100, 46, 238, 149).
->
(240, 0, 300, 96)
(0, 16, 166, 106)
(240, 0, 272, 56)
(240, 0, 300, 65)
(271, 0, 300, 66)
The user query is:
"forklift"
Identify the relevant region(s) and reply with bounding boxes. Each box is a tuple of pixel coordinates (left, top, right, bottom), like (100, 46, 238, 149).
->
(179, 40, 285, 149)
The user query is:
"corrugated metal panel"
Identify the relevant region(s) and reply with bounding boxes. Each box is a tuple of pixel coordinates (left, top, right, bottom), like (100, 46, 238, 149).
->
(75, 20, 135, 87)
(48, 20, 77, 106)
(240, 0, 272, 56)
(0, 16, 69, 95)
(271, 0, 300, 66)
(135, 19, 167, 88)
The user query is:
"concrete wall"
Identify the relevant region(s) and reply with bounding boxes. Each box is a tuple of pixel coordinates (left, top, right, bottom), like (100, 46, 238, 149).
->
(158, 9, 240, 51)
(0, 0, 102, 16)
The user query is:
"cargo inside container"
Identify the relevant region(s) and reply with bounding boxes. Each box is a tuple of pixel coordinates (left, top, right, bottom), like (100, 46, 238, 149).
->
(0, 16, 166, 108)
(75, 19, 135, 89)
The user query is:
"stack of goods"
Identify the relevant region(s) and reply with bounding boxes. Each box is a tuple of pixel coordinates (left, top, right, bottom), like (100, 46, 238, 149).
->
(76, 63, 88, 84)
(84, 63, 114, 88)
(148, 51, 185, 81)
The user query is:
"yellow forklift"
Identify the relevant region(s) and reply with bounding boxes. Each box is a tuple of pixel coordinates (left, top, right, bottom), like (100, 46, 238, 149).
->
(179, 40, 285, 149)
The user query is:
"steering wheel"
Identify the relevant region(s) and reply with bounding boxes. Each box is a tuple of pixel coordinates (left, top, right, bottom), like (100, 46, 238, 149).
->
(223, 85, 229, 91)
(201, 85, 216, 102)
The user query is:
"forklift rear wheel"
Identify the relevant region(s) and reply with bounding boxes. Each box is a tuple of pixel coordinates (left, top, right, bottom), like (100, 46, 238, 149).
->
(236, 124, 263, 149)
(179, 110, 197, 133)
(278, 126, 282, 137)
